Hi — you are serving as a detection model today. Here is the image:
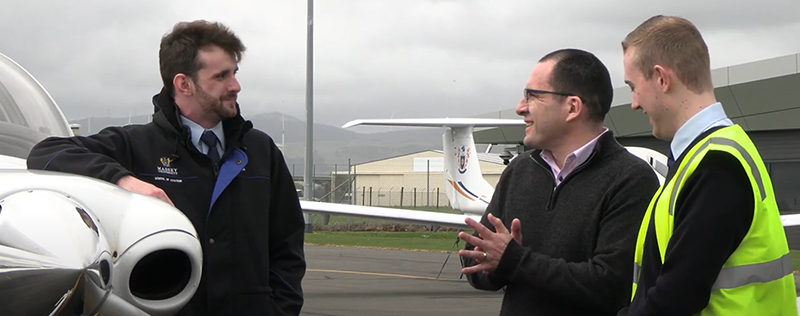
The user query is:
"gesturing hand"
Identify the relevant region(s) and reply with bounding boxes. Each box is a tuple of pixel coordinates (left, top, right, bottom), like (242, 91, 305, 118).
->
(511, 218, 522, 245)
(458, 213, 522, 275)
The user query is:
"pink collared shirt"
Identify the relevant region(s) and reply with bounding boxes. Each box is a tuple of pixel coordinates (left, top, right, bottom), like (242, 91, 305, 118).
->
(540, 128, 609, 187)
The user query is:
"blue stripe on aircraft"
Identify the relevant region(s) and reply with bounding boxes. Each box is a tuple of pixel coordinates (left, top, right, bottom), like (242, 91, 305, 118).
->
(457, 181, 489, 204)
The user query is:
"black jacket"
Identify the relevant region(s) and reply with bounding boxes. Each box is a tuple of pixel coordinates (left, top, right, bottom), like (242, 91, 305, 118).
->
(462, 131, 660, 316)
(27, 88, 306, 316)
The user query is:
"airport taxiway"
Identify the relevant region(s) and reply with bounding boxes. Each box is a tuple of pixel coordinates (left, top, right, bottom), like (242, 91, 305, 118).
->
(301, 244, 504, 315)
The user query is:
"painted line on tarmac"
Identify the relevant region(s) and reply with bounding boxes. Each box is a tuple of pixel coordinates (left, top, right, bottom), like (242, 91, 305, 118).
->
(308, 268, 461, 281)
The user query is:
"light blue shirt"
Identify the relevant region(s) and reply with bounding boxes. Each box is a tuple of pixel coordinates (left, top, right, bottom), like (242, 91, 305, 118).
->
(180, 115, 225, 158)
(670, 102, 733, 160)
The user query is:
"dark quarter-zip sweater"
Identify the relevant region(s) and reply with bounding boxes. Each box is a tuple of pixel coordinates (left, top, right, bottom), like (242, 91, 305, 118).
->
(462, 131, 661, 316)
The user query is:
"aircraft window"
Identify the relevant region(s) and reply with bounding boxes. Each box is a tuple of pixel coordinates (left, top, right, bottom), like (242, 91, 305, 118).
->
(0, 80, 21, 125)
(0, 53, 71, 137)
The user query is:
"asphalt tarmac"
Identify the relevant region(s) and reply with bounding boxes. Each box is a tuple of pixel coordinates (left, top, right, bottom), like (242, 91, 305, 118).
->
(301, 244, 800, 315)
(301, 244, 504, 316)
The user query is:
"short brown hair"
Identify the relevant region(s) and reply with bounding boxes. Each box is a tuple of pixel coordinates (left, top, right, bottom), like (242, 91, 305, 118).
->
(159, 20, 246, 93)
(539, 48, 614, 123)
(622, 15, 712, 94)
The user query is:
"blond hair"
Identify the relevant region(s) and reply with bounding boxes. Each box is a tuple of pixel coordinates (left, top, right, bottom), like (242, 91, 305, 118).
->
(622, 15, 712, 94)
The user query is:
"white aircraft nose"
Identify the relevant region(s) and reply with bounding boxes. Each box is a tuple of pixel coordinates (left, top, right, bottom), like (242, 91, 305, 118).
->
(0, 155, 25, 169)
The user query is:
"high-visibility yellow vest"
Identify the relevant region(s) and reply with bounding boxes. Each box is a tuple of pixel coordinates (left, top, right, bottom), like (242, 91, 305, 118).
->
(631, 124, 797, 315)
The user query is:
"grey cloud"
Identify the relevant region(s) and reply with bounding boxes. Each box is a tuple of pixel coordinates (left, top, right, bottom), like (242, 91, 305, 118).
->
(0, 0, 798, 130)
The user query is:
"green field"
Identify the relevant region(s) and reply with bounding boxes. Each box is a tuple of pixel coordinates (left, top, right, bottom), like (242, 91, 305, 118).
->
(305, 231, 800, 272)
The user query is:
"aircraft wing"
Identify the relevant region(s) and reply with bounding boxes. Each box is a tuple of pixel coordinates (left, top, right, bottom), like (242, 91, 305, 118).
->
(300, 201, 480, 229)
(342, 118, 525, 128)
(781, 214, 800, 227)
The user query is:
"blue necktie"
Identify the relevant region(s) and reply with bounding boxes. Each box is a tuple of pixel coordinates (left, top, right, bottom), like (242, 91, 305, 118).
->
(200, 130, 220, 164)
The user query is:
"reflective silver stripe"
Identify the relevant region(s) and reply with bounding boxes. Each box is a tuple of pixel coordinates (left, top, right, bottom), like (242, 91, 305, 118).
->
(633, 262, 641, 284)
(712, 138, 766, 201)
(669, 140, 710, 215)
(711, 253, 793, 290)
(668, 137, 766, 215)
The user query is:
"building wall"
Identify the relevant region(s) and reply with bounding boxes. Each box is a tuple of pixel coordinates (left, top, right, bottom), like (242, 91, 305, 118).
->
(617, 129, 800, 161)
(618, 129, 800, 214)
(618, 128, 800, 249)
(351, 150, 507, 174)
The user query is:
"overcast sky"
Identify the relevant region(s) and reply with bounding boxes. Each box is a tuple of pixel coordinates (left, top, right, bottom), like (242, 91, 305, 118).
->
(1, 0, 798, 130)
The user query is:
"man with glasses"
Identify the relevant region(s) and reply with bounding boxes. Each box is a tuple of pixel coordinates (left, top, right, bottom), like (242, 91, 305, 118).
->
(458, 48, 660, 315)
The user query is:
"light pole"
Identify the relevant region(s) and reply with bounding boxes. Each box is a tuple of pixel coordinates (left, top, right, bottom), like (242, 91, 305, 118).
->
(303, 0, 314, 233)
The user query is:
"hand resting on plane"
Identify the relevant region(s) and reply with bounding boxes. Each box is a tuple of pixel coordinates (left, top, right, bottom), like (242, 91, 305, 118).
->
(117, 175, 175, 207)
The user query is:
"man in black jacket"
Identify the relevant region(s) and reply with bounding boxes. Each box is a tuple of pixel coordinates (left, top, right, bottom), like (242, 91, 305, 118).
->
(26, 20, 306, 316)
(458, 48, 661, 315)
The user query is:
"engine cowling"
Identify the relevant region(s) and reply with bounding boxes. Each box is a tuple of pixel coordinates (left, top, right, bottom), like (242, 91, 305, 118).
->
(0, 169, 202, 315)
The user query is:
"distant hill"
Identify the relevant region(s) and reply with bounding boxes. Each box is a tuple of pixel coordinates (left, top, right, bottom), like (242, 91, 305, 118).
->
(67, 112, 445, 176)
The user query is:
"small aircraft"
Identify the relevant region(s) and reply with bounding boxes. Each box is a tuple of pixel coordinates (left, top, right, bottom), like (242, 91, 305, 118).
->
(0, 52, 202, 315)
(298, 118, 670, 228)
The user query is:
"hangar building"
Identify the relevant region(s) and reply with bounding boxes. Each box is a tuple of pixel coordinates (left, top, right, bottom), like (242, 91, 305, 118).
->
(341, 149, 506, 209)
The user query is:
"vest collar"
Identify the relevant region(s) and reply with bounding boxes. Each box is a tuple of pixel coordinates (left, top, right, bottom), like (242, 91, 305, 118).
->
(665, 125, 728, 181)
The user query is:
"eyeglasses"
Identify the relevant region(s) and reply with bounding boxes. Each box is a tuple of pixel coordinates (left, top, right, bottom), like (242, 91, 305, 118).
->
(524, 88, 583, 103)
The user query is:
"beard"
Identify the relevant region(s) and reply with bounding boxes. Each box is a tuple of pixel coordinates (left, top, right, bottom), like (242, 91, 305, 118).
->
(195, 84, 238, 121)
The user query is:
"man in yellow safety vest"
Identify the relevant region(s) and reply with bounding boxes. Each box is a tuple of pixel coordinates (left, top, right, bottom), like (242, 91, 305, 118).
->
(616, 15, 797, 315)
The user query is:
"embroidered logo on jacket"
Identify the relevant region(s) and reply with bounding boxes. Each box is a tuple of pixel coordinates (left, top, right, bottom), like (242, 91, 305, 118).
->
(157, 156, 178, 176)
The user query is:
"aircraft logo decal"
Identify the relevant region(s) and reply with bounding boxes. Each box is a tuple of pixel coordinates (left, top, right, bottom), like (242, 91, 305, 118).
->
(456, 145, 470, 174)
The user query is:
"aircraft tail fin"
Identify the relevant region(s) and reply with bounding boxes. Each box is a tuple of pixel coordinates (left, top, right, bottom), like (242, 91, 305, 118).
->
(343, 118, 525, 216)
(442, 126, 498, 215)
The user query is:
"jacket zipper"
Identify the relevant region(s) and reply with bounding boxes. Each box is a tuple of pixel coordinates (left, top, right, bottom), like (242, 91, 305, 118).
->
(530, 151, 597, 211)
(550, 151, 596, 209)
(206, 154, 221, 252)
(530, 154, 556, 210)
